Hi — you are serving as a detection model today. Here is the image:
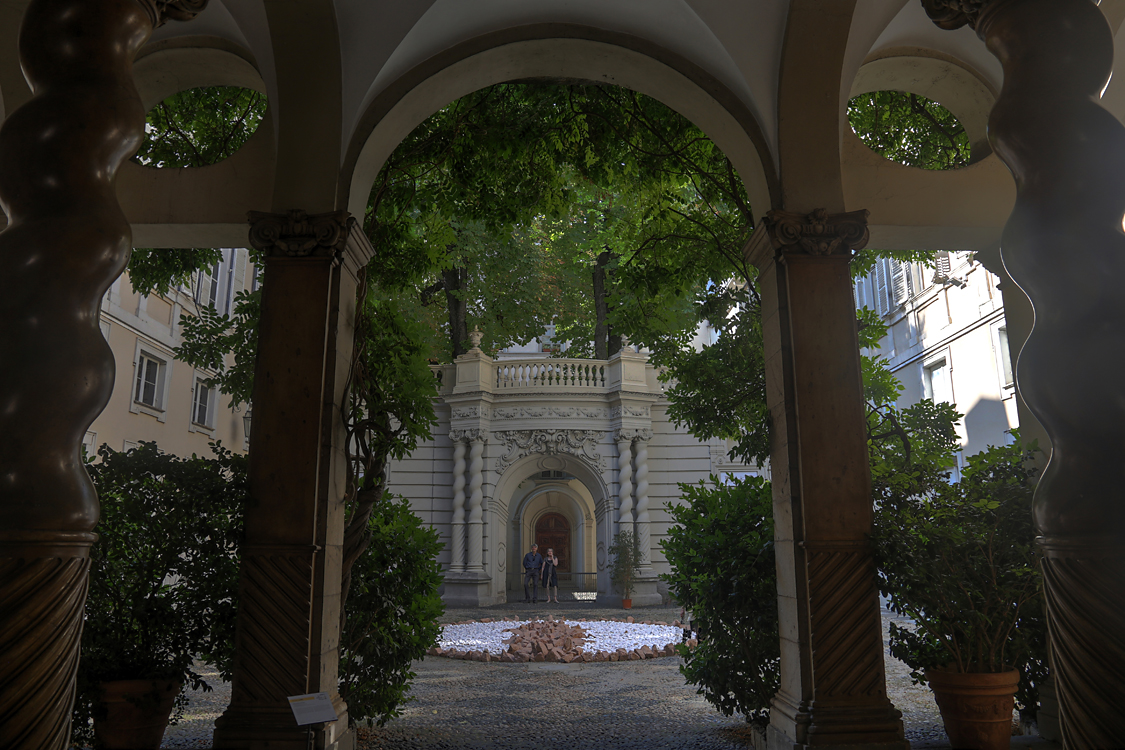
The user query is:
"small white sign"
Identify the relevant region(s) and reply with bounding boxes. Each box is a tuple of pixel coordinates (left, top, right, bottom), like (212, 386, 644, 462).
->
(287, 692, 339, 726)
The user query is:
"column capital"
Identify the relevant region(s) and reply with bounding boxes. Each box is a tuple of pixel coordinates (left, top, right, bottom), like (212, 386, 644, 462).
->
(745, 208, 870, 268)
(450, 428, 487, 443)
(247, 209, 372, 267)
(135, 0, 208, 28)
(920, 0, 998, 31)
(614, 428, 652, 443)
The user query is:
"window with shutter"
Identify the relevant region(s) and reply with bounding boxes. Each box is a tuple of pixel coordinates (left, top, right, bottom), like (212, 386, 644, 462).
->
(935, 250, 952, 280)
(134, 352, 166, 409)
(192, 378, 214, 427)
(891, 261, 908, 306)
(874, 260, 889, 316)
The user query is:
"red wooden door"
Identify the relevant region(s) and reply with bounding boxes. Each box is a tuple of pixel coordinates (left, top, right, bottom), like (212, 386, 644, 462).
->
(535, 513, 570, 572)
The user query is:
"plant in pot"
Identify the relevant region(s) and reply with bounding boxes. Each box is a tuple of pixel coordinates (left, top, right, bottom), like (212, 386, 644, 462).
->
(608, 529, 643, 608)
(871, 419, 1045, 750)
(73, 442, 244, 748)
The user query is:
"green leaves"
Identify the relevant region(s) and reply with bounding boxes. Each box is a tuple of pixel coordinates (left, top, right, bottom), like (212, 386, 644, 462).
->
(134, 86, 267, 169)
(848, 91, 971, 170)
(871, 431, 1046, 708)
(660, 475, 778, 727)
(338, 495, 444, 726)
(73, 442, 247, 743)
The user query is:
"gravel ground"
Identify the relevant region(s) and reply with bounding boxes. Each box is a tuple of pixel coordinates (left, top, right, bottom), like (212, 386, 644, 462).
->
(158, 600, 1054, 749)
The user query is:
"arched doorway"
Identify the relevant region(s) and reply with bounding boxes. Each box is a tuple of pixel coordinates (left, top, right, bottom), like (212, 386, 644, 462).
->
(534, 512, 571, 573)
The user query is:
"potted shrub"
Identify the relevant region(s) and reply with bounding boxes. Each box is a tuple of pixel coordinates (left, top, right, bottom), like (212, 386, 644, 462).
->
(72, 442, 244, 748)
(608, 529, 642, 608)
(872, 431, 1045, 750)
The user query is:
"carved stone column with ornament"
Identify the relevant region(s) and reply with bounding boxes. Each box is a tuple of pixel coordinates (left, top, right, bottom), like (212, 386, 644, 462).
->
(922, 2, 1125, 745)
(0, 1, 206, 747)
(747, 209, 907, 750)
(212, 210, 368, 750)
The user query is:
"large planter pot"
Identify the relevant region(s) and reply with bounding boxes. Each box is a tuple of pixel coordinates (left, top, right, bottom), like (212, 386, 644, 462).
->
(622, 598, 633, 609)
(94, 679, 181, 749)
(926, 667, 1019, 750)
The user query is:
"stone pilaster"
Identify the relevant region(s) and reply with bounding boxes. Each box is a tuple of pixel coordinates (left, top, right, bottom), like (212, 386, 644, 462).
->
(0, 1, 203, 747)
(449, 436, 467, 573)
(747, 209, 906, 750)
(213, 209, 367, 750)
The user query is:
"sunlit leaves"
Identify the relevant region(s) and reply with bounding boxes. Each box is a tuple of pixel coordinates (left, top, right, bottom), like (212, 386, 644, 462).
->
(135, 86, 267, 168)
(848, 91, 971, 170)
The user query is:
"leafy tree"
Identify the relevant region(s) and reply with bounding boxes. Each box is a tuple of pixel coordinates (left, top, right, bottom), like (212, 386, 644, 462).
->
(661, 475, 778, 728)
(848, 91, 971, 170)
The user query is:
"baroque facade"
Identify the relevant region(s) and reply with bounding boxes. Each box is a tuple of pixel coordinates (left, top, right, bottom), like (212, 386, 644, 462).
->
(390, 338, 761, 607)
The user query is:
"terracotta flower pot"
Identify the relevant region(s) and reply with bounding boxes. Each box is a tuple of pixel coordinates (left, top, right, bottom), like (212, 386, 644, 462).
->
(622, 598, 633, 609)
(925, 667, 1019, 750)
(94, 679, 181, 749)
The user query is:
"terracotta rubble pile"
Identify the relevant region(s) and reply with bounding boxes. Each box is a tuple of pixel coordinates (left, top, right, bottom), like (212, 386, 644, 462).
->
(427, 616, 698, 663)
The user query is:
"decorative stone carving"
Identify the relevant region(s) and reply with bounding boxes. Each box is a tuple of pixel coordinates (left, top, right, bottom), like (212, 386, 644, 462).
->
(468, 329, 483, 350)
(247, 209, 352, 261)
(451, 406, 486, 419)
(466, 435, 486, 572)
(450, 428, 487, 443)
(920, 0, 992, 30)
(449, 440, 467, 573)
(760, 208, 870, 257)
(492, 406, 608, 420)
(496, 543, 506, 572)
(494, 430, 606, 472)
(609, 405, 650, 418)
(614, 428, 652, 443)
(135, 0, 208, 27)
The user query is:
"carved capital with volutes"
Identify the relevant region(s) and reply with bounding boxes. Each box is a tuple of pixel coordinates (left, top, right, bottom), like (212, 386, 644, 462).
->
(450, 428, 487, 444)
(135, 0, 209, 28)
(920, 0, 995, 30)
(615, 428, 652, 443)
(247, 209, 353, 262)
(764, 208, 870, 258)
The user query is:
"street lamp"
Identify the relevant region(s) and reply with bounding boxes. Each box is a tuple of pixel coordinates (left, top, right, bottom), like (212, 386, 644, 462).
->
(242, 406, 252, 439)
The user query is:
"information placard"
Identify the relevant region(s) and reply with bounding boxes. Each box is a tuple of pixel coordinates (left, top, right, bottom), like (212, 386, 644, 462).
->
(287, 692, 339, 726)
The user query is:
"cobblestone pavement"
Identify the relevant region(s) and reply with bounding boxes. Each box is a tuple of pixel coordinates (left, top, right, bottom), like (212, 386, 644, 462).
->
(161, 600, 1055, 749)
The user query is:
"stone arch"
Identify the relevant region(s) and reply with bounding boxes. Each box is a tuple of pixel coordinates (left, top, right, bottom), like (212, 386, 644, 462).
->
(119, 39, 277, 248)
(339, 25, 779, 222)
(849, 51, 997, 164)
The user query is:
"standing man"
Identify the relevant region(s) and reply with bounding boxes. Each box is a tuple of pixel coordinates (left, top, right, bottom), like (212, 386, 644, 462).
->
(522, 543, 543, 604)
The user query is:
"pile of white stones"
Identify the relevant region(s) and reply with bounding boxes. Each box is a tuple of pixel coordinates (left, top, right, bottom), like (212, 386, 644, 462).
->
(429, 616, 699, 663)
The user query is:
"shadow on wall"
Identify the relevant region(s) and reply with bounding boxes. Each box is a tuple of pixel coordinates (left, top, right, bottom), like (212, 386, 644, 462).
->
(963, 395, 1015, 456)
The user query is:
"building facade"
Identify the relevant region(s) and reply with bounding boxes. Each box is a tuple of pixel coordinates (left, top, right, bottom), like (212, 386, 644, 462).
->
(88, 249, 254, 459)
(389, 336, 762, 607)
(858, 250, 1019, 465)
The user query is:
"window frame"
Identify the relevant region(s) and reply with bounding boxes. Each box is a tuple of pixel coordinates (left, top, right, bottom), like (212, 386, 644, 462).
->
(188, 370, 219, 435)
(922, 350, 955, 406)
(129, 341, 172, 421)
(992, 322, 1016, 398)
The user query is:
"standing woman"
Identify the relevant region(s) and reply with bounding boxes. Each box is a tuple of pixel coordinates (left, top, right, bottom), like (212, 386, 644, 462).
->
(542, 547, 560, 603)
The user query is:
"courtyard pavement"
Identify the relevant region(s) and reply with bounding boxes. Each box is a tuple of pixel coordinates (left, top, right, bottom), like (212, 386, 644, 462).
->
(160, 600, 1058, 750)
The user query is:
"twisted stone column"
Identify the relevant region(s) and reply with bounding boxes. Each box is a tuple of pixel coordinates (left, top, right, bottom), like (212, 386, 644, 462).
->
(615, 432, 634, 531)
(748, 209, 906, 749)
(449, 435, 467, 573)
(633, 430, 653, 570)
(465, 433, 486, 572)
(923, 2, 1125, 745)
(0, 2, 202, 748)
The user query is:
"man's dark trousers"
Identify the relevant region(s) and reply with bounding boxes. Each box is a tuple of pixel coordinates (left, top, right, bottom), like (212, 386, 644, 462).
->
(524, 570, 539, 603)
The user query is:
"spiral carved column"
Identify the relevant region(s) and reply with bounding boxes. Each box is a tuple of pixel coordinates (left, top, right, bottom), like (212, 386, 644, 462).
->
(923, 1, 1125, 745)
(632, 431, 653, 570)
(0, 1, 201, 747)
(615, 433, 634, 533)
(465, 434, 486, 572)
(449, 436, 467, 573)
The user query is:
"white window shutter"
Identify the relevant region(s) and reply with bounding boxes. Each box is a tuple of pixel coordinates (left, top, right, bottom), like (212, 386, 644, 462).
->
(233, 248, 247, 295)
(874, 260, 889, 316)
(935, 250, 952, 279)
(891, 261, 908, 307)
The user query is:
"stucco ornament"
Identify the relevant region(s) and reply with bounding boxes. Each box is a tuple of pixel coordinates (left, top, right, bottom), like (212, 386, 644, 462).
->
(247, 209, 352, 259)
(614, 428, 653, 443)
(764, 208, 871, 257)
(450, 428, 487, 443)
(920, 0, 993, 30)
(494, 429, 606, 472)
